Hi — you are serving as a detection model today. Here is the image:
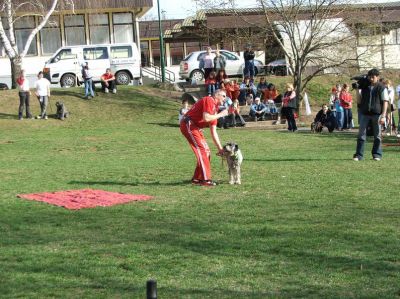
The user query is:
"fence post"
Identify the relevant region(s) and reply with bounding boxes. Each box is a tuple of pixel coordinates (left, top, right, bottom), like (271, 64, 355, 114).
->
(146, 279, 157, 299)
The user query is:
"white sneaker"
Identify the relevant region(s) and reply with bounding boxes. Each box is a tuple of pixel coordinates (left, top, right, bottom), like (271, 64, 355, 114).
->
(105, 88, 109, 93)
(353, 157, 359, 161)
(397, 133, 400, 138)
(112, 89, 116, 94)
(36, 115, 41, 119)
(44, 116, 48, 120)
(373, 157, 381, 161)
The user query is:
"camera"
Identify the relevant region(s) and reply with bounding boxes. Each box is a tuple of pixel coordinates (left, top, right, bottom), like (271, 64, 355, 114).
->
(351, 74, 370, 90)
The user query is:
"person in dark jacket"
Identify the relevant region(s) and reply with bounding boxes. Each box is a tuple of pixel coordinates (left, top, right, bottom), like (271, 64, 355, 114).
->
(243, 45, 255, 80)
(353, 68, 389, 161)
(312, 104, 335, 132)
(281, 83, 297, 132)
(214, 49, 226, 74)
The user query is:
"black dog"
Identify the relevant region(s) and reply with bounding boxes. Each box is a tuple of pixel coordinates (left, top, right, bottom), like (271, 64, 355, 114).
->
(55, 101, 69, 120)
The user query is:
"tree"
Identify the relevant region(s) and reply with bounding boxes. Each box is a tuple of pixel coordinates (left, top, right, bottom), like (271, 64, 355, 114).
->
(196, 0, 366, 103)
(257, 0, 361, 102)
(0, 0, 74, 88)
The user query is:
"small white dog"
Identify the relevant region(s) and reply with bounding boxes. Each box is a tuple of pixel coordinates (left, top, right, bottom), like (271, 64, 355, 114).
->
(223, 142, 243, 185)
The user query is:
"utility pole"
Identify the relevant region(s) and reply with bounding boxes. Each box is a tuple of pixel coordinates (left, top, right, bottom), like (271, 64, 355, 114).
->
(157, 0, 166, 82)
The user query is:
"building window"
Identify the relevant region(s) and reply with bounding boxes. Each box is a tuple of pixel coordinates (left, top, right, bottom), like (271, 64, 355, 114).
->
(15, 16, 37, 56)
(89, 14, 110, 44)
(113, 13, 133, 43)
(170, 42, 184, 65)
(141, 41, 150, 66)
(151, 40, 161, 66)
(40, 16, 61, 55)
(64, 14, 85, 46)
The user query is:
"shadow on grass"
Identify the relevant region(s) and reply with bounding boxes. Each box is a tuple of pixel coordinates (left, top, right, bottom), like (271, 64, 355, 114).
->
(147, 122, 180, 128)
(68, 179, 191, 187)
(0, 112, 18, 120)
(245, 157, 348, 162)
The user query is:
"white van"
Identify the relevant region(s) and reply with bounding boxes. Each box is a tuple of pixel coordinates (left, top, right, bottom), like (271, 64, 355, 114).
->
(43, 43, 141, 87)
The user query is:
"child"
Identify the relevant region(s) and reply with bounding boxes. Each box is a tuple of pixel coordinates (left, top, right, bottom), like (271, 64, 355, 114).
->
(205, 71, 217, 95)
(228, 98, 246, 127)
(215, 69, 228, 89)
(179, 99, 189, 122)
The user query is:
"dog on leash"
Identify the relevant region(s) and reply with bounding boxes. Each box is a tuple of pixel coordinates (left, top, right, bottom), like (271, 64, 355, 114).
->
(55, 101, 69, 120)
(223, 142, 243, 185)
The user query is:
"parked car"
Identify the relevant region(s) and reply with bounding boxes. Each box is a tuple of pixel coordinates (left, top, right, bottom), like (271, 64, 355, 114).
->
(43, 43, 141, 88)
(265, 59, 289, 76)
(179, 50, 265, 81)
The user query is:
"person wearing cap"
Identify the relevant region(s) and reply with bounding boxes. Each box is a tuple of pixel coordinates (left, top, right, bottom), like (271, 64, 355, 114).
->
(353, 68, 389, 161)
(249, 96, 267, 121)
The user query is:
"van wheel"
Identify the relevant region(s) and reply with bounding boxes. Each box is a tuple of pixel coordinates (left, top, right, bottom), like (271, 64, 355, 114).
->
(190, 70, 204, 82)
(61, 74, 76, 88)
(116, 71, 131, 85)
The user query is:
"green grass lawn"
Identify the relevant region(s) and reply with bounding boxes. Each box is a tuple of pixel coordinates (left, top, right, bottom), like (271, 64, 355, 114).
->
(0, 86, 399, 298)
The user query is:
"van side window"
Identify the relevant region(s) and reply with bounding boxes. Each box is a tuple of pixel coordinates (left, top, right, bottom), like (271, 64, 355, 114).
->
(83, 47, 108, 60)
(52, 49, 76, 63)
(111, 46, 132, 59)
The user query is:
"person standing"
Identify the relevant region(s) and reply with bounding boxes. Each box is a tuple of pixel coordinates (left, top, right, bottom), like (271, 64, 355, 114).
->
(353, 68, 388, 161)
(340, 83, 353, 130)
(34, 71, 51, 120)
(180, 89, 229, 186)
(200, 47, 215, 80)
(16, 69, 32, 120)
(213, 49, 226, 74)
(282, 83, 297, 132)
(243, 45, 255, 80)
(82, 63, 94, 99)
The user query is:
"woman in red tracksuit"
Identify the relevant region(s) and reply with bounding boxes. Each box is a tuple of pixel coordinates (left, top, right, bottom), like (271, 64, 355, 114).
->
(180, 90, 228, 186)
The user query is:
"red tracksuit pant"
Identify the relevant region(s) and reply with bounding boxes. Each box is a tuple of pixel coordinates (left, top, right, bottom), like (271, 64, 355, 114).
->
(180, 119, 212, 181)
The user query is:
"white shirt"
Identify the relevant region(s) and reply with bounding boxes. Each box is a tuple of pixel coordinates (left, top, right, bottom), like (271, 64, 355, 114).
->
(35, 78, 51, 97)
(17, 78, 30, 92)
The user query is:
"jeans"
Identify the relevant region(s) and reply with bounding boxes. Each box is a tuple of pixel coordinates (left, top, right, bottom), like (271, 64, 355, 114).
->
(38, 96, 48, 118)
(336, 110, 344, 129)
(244, 60, 255, 78)
(18, 91, 32, 119)
(207, 84, 216, 95)
(85, 78, 94, 97)
(355, 113, 382, 159)
(343, 109, 353, 129)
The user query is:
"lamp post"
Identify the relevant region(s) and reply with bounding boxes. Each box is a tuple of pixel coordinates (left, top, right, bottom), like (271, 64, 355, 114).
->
(157, 0, 166, 83)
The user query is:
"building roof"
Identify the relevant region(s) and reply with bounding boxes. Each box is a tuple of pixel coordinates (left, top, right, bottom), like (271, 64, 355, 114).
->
(11, 0, 153, 17)
(140, 19, 183, 39)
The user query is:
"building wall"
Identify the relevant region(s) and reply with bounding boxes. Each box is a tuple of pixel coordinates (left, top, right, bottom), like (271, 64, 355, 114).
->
(0, 10, 139, 78)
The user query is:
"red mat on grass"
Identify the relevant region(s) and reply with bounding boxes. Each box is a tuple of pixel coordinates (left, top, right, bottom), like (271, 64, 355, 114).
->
(17, 189, 154, 210)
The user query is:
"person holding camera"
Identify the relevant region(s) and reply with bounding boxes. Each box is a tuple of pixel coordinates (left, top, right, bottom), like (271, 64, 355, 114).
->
(353, 68, 389, 161)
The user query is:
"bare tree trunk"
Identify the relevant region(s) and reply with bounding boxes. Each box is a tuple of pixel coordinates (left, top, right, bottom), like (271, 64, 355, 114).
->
(10, 56, 22, 89)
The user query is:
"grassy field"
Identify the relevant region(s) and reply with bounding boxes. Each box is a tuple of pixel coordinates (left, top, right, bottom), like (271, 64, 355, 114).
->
(0, 85, 399, 298)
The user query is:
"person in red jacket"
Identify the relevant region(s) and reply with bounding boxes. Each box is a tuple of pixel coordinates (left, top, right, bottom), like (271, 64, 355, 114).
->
(180, 89, 229, 186)
(100, 68, 116, 93)
(339, 83, 353, 129)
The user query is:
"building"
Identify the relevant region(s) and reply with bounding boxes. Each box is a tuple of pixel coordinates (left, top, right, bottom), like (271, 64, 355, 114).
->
(0, 0, 152, 83)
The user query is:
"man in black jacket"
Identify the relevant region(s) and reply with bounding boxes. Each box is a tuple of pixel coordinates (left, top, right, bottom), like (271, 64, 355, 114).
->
(243, 45, 255, 80)
(353, 68, 388, 161)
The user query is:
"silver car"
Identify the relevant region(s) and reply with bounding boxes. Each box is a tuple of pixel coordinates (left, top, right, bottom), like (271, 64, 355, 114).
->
(179, 50, 264, 81)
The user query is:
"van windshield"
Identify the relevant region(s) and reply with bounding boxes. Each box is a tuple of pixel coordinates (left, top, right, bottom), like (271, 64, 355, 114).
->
(51, 49, 76, 63)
